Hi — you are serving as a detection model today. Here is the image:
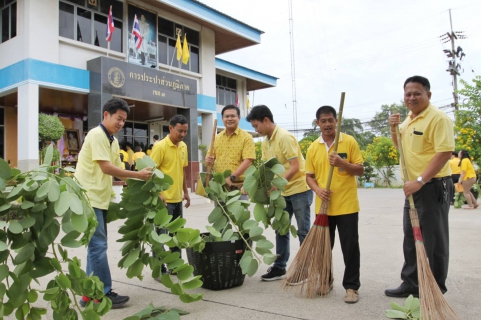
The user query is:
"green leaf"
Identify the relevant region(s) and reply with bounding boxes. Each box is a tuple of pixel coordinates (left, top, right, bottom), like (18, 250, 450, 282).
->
(43, 145, 53, 165)
(21, 201, 34, 209)
(249, 226, 263, 238)
(14, 243, 35, 265)
(153, 168, 164, 179)
(385, 309, 408, 319)
(389, 301, 406, 312)
(205, 226, 221, 237)
(0, 203, 12, 213)
(126, 259, 144, 279)
(246, 255, 258, 277)
(0, 264, 9, 281)
(36, 181, 50, 199)
(165, 217, 186, 233)
(222, 229, 234, 241)
(48, 181, 60, 202)
(253, 203, 267, 223)
(161, 273, 174, 288)
(404, 294, 414, 310)
(290, 225, 298, 238)
(19, 216, 35, 229)
(69, 193, 83, 215)
(243, 175, 258, 194)
(54, 192, 70, 216)
(176, 265, 194, 281)
(263, 253, 278, 265)
(123, 249, 140, 268)
(271, 177, 288, 190)
(0, 177, 5, 191)
(270, 164, 285, 175)
(243, 220, 258, 230)
(71, 211, 88, 233)
(0, 158, 12, 179)
(207, 207, 222, 224)
(0, 241, 7, 252)
(256, 239, 274, 250)
(181, 276, 203, 290)
(239, 251, 253, 272)
(8, 221, 23, 234)
(269, 190, 281, 200)
(55, 273, 72, 290)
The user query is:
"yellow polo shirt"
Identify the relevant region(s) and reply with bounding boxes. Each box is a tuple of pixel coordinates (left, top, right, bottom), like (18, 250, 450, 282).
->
(151, 135, 188, 203)
(399, 103, 454, 180)
(75, 126, 121, 210)
(132, 151, 146, 163)
(449, 158, 461, 174)
(305, 133, 363, 216)
(119, 149, 129, 164)
(460, 158, 476, 180)
(212, 127, 255, 181)
(262, 126, 309, 196)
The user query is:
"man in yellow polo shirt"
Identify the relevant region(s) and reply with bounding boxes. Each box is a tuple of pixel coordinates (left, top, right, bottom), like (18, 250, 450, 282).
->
(205, 105, 255, 197)
(386, 76, 454, 298)
(150, 115, 191, 275)
(75, 98, 152, 308)
(246, 105, 312, 281)
(305, 105, 364, 304)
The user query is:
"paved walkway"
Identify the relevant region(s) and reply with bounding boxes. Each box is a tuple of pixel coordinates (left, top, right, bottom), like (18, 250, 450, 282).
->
(30, 188, 481, 319)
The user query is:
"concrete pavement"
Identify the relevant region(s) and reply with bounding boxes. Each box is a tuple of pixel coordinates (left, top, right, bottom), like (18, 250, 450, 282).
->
(27, 188, 481, 319)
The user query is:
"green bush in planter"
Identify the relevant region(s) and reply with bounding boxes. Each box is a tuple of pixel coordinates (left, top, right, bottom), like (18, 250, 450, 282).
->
(39, 114, 65, 143)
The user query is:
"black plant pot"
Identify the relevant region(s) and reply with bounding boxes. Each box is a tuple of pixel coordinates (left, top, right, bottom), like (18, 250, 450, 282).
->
(186, 233, 249, 291)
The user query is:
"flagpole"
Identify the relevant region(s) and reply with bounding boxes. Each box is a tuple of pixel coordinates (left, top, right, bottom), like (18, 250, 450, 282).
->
(168, 47, 176, 73)
(107, 42, 110, 57)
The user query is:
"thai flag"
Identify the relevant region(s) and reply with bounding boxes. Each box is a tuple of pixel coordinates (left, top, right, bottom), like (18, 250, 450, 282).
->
(105, 5, 114, 42)
(132, 14, 142, 49)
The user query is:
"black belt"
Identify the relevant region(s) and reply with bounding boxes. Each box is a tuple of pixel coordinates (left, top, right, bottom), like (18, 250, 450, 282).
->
(426, 176, 451, 184)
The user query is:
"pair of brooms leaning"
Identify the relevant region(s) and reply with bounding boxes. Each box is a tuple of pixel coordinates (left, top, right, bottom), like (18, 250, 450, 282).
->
(215, 93, 458, 320)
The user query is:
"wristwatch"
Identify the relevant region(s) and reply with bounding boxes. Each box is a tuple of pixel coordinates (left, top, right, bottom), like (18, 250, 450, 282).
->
(417, 176, 426, 185)
(229, 174, 237, 182)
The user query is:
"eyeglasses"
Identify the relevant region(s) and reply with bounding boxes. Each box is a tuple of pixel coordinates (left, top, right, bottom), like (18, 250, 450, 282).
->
(222, 115, 238, 119)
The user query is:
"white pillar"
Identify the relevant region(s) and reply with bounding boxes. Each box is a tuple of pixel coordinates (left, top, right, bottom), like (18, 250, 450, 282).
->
(17, 83, 39, 171)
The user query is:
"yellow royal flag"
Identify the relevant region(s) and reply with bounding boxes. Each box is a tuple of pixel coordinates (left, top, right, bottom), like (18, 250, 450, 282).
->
(246, 95, 251, 110)
(182, 34, 190, 64)
(175, 34, 182, 61)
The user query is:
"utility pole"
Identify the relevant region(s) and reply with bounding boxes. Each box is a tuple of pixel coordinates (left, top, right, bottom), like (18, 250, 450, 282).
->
(439, 9, 467, 111)
(288, 0, 298, 137)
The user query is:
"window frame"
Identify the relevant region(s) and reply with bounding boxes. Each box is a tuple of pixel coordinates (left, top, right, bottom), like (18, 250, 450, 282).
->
(0, 0, 16, 43)
(157, 16, 200, 73)
(216, 75, 237, 106)
(59, 0, 124, 53)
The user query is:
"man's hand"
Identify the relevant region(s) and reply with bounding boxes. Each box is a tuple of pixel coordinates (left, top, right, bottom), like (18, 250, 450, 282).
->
(183, 194, 190, 208)
(205, 156, 215, 167)
(159, 194, 167, 205)
(403, 180, 422, 197)
(316, 188, 333, 201)
(138, 167, 153, 181)
(267, 185, 278, 197)
(225, 176, 233, 187)
(329, 154, 344, 168)
(388, 113, 401, 129)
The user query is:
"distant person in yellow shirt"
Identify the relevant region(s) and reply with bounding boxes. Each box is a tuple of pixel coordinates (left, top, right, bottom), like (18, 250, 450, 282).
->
(146, 144, 154, 156)
(449, 151, 461, 204)
(458, 149, 478, 209)
(305, 105, 364, 304)
(132, 146, 146, 170)
(246, 105, 313, 282)
(126, 144, 134, 168)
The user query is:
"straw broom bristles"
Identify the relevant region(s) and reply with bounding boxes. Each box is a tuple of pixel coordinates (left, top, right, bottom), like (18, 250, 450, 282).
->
(394, 123, 460, 320)
(409, 208, 460, 320)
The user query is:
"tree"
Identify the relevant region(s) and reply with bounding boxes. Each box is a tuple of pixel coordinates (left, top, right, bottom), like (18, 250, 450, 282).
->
(341, 118, 375, 149)
(368, 102, 409, 137)
(364, 136, 399, 187)
(455, 76, 481, 163)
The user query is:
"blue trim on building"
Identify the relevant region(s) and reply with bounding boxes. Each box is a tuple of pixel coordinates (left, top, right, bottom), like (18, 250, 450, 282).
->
(162, 0, 262, 42)
(197, 94, 216, 111)
(215, 58, 277, 87)
(0, 59, 89, 92)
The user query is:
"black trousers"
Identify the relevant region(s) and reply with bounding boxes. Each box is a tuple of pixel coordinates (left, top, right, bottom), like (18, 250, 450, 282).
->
(155, 202, 183, 257)
(328, 212, 361, 290)
(401, 178, 453, 293)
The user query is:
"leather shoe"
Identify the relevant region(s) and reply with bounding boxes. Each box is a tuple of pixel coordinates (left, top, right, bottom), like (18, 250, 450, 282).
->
(384, 283, 419, 298)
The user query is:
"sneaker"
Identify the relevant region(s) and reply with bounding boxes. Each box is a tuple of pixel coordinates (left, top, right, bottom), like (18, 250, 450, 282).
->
(105, 291, 129, 309)
(261, 267, 286, 281)
(79, 296, 98, 308)
(344, 289, 359, 304)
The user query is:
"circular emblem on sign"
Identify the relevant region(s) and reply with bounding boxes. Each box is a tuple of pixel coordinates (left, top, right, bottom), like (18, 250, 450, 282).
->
(108, 67, 125, 88)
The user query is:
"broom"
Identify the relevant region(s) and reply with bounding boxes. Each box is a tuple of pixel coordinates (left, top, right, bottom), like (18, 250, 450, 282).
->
(394, 123, 460, 320)
(281, 92, 345, 298)
(204, 119, 217, 188)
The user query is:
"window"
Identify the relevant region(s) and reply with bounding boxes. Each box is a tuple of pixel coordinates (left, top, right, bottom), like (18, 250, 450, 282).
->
(0, 108, 4, 159)
(216, 75, 237, 106)
(0, 0, 16, 43)
(59, 0, 123, 53)
(118, 122, 148, 152)
(158, 16, 200, 73)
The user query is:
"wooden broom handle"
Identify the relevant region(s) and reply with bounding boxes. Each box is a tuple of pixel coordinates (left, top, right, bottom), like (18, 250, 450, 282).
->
(205, 119, 217, 187)
(324, 92, 345, 191)
(394, 121, 415, 207)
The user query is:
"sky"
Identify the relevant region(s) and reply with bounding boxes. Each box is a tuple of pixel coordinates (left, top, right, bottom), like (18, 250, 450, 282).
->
(201, 0, 481, 135)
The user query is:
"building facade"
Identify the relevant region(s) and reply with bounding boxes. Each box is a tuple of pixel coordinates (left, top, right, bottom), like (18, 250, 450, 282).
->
(0, 0, 277, 187)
